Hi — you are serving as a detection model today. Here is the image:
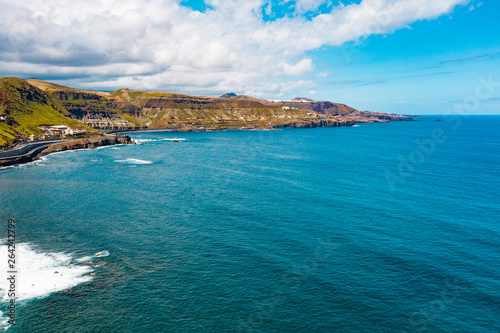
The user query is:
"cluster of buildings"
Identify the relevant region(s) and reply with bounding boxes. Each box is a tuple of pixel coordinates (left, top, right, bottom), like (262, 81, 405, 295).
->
(40, 125, 86, 137)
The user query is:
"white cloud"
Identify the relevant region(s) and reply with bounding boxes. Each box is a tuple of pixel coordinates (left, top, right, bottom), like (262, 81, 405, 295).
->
(279, 58, 314, 75)
(295, 0, 328, 14)
(0, 0, 471, 97)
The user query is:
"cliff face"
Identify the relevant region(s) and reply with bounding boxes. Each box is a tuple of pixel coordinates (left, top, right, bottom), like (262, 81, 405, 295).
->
(139, 96, 314, 128)
(271, 100, 356, 117)
(40, 135, 133, 155)
(51, 91, 145, 130)
(18, 78, 416, 135)
(272, 119, 355, 129)
(24, 80, 360, 131)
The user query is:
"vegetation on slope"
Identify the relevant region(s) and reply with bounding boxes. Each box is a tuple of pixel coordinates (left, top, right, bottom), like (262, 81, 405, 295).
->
(28, 81, 146, 130)
(0, 78, 93, 147)
(1, 77, 414, 147)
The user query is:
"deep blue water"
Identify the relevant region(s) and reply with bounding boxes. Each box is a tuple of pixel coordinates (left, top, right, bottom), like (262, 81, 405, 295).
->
(0, 116, 499, 332)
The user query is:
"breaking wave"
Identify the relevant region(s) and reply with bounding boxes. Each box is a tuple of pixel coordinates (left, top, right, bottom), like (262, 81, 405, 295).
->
(135, 138, 186, 144)
(0, 242, 104, 331)
(115, 158, 153, 165)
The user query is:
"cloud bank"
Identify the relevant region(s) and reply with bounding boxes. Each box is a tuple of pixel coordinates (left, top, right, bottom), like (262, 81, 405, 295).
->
(0, 0, 470, 96)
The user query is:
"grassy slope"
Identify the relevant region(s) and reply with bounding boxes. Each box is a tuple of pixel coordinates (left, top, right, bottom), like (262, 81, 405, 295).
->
(29, 80, 145, 128)
(27, 79, 111, 97)
(28, 83, 314, 129)
(0, 78, 94, 147)
(110, 89, 193, 108)
(110, 90, 315, 128)
(23, 79, 368, 132)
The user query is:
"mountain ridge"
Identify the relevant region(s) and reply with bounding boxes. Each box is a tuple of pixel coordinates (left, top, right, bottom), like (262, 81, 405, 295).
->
(0, 78, 416, 147)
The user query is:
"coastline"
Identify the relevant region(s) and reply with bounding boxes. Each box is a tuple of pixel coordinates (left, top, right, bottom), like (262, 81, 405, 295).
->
(108, 118, 357, 135)
(0, 118, 371, 168)
(1, 120, 353, 168)
(0, 113, 416, 168)
(0, 135, 134, 168)
(0, 115, 409, 168)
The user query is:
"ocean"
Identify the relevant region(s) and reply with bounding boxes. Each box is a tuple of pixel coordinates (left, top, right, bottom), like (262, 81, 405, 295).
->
(0, 116, 499, 332)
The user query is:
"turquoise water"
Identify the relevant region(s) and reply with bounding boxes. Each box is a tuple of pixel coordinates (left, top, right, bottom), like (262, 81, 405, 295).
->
(0, 116, 499, 332)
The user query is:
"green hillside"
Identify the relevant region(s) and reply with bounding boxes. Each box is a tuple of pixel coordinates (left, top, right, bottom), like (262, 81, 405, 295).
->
(0, 77, 414, 147)
(0, 78, 93, 147)
(30, 81, 318, 130)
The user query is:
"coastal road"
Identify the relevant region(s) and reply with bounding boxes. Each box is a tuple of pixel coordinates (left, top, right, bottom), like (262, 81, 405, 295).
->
(0, 139, 69, 160)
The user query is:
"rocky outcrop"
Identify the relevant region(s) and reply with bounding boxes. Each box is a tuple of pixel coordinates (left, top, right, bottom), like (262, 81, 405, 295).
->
(40, 136, 134, 156)
(343, 111, 417, 123)
(0, 136, 134, 167)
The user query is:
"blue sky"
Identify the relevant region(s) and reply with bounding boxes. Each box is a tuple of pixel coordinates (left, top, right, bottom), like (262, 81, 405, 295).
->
(0, 0, 499, 114)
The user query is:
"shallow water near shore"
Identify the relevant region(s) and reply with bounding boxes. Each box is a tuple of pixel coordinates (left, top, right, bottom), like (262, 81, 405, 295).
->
(0, 116, 499, 332)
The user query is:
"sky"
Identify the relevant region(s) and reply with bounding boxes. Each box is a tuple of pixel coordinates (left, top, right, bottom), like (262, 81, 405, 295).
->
(0, 0, 499, 114)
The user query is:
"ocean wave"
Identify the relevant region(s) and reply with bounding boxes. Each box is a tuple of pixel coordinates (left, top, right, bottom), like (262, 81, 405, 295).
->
(135, 138, 186, 144)
(161, 138, 186, 142)
(134, 139, 155, 144)
(0, 242, 97, 330)
(115, 158, 153, 165)
(0, 157, 46, 171)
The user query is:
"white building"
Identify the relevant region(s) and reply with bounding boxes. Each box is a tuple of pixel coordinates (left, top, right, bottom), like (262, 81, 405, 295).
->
(47, 125, 86, 136)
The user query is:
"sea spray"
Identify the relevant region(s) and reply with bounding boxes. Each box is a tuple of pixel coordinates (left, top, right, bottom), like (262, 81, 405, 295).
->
(0, 242, 101, 331)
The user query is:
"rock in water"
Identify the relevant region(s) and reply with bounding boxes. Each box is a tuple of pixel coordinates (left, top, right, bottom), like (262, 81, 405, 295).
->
(95, 250, 110, 257)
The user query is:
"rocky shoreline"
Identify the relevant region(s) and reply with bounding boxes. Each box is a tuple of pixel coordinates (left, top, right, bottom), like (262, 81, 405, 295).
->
(0, 135, 134, 168)
(272, 119, 356, 129)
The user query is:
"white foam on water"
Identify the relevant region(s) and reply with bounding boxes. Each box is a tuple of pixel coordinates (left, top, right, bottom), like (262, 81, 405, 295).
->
(94, 250, 109, 258)
(0, 165, 18, 171)
(0, 242, 97, 330)
(161, 138, 186, 142)
(0, 315, 7, 332)
(135, 138, 186, 143)
(134, 139, 156, 144)
(75, 255, 94, 263)
(115, 158, 153, 165)
(0, 157, 47, 171)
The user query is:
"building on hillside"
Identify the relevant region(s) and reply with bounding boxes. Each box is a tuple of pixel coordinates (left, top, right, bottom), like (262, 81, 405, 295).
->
(70, 129, 87, 135)
(43, 125, 87, 137)
(48, 125, 70, 136)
